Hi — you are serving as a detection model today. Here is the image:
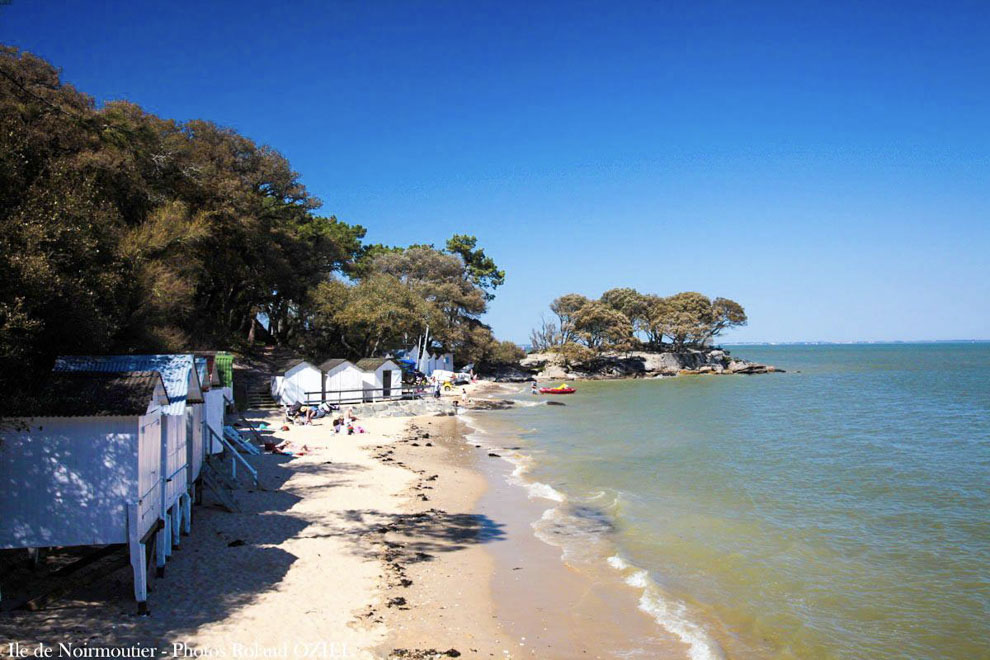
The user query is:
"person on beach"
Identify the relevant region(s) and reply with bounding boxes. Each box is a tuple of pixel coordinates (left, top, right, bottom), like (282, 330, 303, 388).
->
(299, 404, 316, 424)
(531, 381, 538, 395)
(433, 381, 442, 399)
(333, 417, 343, 434)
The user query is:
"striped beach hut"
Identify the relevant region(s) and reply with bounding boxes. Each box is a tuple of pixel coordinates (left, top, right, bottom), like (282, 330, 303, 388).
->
(54, 354, 203, 575)
(0, 371, 170, 613)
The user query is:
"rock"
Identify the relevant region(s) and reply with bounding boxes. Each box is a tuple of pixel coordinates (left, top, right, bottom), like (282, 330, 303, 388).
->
(545, 400, 566, 406)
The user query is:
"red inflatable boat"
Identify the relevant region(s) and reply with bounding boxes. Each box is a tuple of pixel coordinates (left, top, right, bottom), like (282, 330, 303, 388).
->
(539, 385, 576, 394)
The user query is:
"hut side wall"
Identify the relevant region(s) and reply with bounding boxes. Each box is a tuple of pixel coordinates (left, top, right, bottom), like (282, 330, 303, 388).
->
(282, 363, 322, 404)
(203, 388, 225, 453)
(137, 413, 163, 534)
(186, 404, 204, 481)
(0, 417, 140, 549)
(323, 364, 365, 404)
(164, 414, 188, 509)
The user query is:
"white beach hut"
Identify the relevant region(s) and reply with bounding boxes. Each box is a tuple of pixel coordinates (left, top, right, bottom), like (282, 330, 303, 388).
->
(0, 371, 170, 613)
(355, 358, 403, 401)
(53, 354, 203, 575)
(196, 353, 226, 455)
(318, 359, 366, 404)
(278, 359, 323, 405)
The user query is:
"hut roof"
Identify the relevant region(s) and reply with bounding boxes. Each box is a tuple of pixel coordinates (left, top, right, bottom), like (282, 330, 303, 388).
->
(4, 371, 167, 418)
(319, 358, 352, 372)
(195, 356, 211, 392)
(354, 358, 396, 372)
(281, 357, 315, 373)
(54, 354, 203, 414)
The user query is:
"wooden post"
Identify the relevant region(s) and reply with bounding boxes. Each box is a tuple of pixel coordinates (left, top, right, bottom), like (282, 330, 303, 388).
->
(171, 502, 181, 549)
(127, 503, 150, 614)
(158, 415, 169, 575)
(182, 491, 192, 535)
(156, 512, 168, 577)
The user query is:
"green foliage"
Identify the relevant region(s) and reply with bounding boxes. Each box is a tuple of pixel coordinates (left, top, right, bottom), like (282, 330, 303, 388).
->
(445, 234, 505, 300)
(0, 46, 518, 404)
(533, 288, 747, 354)
(573, 301, 633, 350)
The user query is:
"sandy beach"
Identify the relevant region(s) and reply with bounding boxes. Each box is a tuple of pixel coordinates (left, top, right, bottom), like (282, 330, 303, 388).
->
(0, 395, 520, 659)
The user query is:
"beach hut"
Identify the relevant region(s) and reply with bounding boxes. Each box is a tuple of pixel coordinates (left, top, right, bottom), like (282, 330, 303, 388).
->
(214, 351, 234, 408)
(355, 358, 403, 401)
(53, 354, 203, 575)
(278, 359, 323, 405)
(0, 371, 170, 613)
(318, 359, 365, 404)
(195, 353, 226, 455)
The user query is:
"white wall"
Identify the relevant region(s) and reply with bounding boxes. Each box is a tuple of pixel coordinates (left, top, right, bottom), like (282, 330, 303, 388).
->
(281, 362, 322, 404)
(137, 413, 163, 535)
(203, 388, 226, 454)
(362, 363, 403, 400)
(323, 364, 366, 404)
(186, 404, 204, 482)
(0, 417, 142, 548)
(164, 414, 187, 509)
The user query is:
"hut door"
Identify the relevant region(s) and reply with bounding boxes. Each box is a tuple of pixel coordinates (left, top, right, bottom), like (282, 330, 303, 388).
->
(382, 370, 392, 398)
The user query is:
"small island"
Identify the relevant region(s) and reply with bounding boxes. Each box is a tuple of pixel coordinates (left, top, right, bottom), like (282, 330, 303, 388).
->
(485, 288, 779, 380)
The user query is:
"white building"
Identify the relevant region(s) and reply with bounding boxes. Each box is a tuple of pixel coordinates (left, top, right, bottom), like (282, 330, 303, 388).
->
(195, 353, 227, 455)
(319, 359, 366, 404)
(355, 358, 403, 401)
(419, 352, 454, 376)
(53, 354, 204, 576)
(0, 371, 170, 613)
(273, 359, 322, 405)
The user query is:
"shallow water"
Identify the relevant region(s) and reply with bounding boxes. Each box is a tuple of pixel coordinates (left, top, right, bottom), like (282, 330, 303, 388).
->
(479, 344, 990, 659)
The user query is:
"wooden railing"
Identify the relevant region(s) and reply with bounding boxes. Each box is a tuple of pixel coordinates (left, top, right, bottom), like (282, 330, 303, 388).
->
(300, 385, 423, 405)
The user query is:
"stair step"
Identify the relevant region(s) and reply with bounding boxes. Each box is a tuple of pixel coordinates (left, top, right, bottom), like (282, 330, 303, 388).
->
(201, 462, 239, 512)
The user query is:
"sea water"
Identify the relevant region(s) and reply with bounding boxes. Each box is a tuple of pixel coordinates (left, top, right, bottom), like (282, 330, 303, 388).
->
(479, 343, 990, 659)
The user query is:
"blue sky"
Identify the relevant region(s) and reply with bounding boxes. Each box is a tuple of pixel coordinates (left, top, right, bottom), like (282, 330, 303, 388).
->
(4, 1, 988, 342)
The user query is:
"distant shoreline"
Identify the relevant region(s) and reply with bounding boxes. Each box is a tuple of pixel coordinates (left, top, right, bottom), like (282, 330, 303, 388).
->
(722, 339, 990, 345)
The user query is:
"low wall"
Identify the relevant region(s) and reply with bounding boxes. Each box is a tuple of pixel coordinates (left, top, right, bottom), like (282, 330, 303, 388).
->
(348, 398, 457, 418)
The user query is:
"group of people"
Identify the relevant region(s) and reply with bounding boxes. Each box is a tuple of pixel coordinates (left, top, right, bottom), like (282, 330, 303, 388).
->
(286, 401, 362, 434)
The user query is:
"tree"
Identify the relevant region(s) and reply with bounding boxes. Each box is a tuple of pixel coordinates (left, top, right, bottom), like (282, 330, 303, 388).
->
(529, 314, 562, 352)
(600, 287, 649, 343)
(573, 301, 633, 350)
(655, 292, 713, 348)
(704, 297, 747, 343)
(368, 245, 488, 356)
(549, 293, 590, 345)
(306, 275, 433, 359)
(445, 234, 505, 300)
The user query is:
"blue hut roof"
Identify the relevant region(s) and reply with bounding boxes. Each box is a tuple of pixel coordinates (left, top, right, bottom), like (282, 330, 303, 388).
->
(54, 354, 203, 415)
(195, 356, 210, 391)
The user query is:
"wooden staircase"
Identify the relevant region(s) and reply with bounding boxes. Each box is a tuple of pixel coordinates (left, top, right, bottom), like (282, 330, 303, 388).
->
(245, 383, 280, 411)
(201, 456, 240, 512)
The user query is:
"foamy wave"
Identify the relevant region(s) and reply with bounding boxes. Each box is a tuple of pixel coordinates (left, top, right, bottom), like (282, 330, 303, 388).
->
(606, 560, 723, 660)
(526, 481, 565, 502)
(638, 589, 723, 660)
(509, 398, 547, 407)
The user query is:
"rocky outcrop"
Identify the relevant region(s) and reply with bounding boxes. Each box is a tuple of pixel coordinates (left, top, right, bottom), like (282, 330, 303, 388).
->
(511, 349, 781, 381)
